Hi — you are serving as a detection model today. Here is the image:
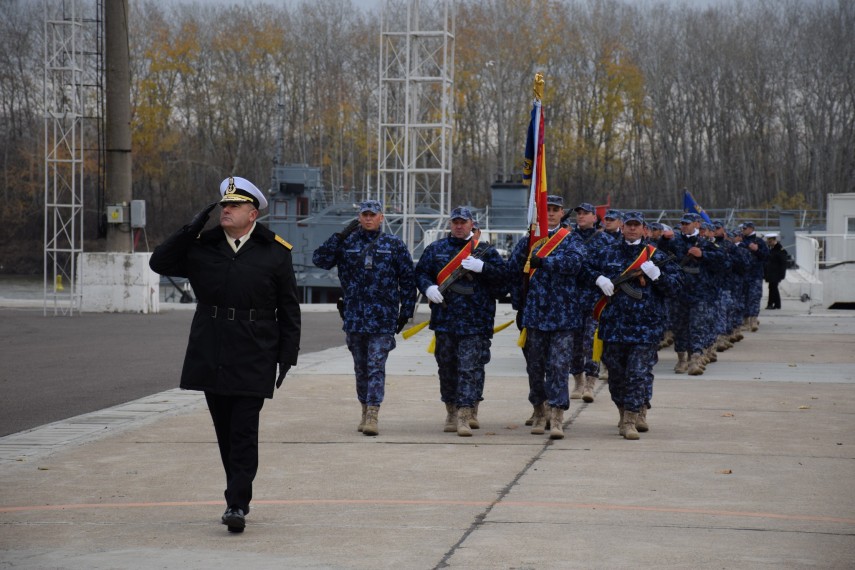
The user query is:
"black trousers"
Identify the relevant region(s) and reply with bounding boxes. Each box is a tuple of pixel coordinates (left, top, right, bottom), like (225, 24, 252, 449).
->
(767, 280, 781, 309)
(204, 392, 265, 512)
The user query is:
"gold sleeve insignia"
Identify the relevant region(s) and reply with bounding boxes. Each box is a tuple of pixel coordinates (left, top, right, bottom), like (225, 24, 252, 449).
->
(275, 235, 293, 250)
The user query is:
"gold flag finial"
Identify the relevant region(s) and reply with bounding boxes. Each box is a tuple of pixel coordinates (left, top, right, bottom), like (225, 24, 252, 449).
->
(533, 73, 544, 101)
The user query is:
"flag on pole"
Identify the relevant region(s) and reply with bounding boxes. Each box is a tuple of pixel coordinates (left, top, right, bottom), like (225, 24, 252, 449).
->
(683, 189, 712, 223)
(523, 73, 549, 255)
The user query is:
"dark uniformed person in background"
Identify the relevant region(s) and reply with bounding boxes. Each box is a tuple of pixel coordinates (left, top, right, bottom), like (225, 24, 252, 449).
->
(312, 199, 416, 436)
(764, 232, 788, 310)
(149, 176, 301, 534)
(602, 209, 624, 240)
(415, 206, 508, 437)
(585, 212, 682, 439)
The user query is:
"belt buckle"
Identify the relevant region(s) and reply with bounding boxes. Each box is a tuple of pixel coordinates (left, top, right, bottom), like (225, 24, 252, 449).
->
(248, 309, 256, 322)
(210, 306, 218, 318)
(227, 308, 236, 320)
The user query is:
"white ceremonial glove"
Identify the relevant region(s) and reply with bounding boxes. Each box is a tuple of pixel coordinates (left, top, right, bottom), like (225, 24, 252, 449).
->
(461, 256, 485, 273)
(425, 285, 444, 304)
(596, 275, 615, 297)
(640, 260, 661, 281)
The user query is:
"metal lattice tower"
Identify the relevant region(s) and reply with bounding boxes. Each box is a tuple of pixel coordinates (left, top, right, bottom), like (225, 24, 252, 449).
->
(43, 0, 100, 315)
(377, 0, 455, 255)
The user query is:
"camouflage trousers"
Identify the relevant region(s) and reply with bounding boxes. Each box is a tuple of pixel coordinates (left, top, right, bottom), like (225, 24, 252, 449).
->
(434, 333, 491, 409)
(601, 342, 658, 413)
(672, 297, 710, 354)
(744, 277, 763, 317)
(524, 329, 573, 410)
(570, 313, 600, 377)
(345, 332, 396, 406)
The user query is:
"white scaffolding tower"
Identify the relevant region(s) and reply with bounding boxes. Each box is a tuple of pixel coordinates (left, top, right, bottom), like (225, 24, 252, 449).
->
(43, 0, 99, 315)
(377, 0, 455, 256)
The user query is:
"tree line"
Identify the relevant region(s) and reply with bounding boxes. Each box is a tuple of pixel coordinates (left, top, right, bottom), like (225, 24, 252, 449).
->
(0, 0, 852, 272)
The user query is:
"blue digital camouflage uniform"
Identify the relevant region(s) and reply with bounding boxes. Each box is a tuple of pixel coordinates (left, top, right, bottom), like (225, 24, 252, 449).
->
(414, 236, 508, 409)
(313, 227, 416, 406)
(739, 231, 769, 318)
(729, 238, 752, 329)
(570, 226, 614, 378)
(509, 230, 586, 410)
(658, 230, 726, 355)
(584, 239, 683, 412)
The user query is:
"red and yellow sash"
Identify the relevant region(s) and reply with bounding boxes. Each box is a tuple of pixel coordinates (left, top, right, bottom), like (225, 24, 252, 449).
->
(526, 227, 570, 276)
(592, 244, 657, 320)
(437, 239, 477, 286)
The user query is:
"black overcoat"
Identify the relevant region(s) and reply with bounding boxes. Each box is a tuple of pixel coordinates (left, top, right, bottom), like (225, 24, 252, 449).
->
(764, 242, 788, 284)
(150, 223, 301, 398)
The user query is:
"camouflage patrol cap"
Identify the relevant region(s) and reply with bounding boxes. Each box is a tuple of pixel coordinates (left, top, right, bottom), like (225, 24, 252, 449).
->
(649, 222, 663, 231)
(623, 211, 644, 224)
(604, 209, 623, 221)
(359, 200, 383, 214)
(546, 195, 564, 208)
(450, 206, 474, 221)
(574, 202, 595, 213)
(680, 213, 696, 224)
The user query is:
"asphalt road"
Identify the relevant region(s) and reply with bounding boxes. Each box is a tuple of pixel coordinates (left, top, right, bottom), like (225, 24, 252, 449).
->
(0, 308, 348, 437)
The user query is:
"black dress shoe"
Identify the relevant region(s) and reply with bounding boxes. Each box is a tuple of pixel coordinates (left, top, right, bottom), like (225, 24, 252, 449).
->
(221, 507, 246, 533)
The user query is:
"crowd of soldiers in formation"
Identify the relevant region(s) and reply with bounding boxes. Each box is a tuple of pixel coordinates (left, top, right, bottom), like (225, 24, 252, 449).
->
(313, 198, 771, 442)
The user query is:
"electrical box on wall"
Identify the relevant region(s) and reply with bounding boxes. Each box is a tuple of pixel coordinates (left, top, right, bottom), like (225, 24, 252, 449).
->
(107, 204, 128, 224)
(130, 200, 146, 228)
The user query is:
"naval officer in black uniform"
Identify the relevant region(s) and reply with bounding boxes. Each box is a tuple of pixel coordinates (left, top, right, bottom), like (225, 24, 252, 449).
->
(150, 176, 301, 533)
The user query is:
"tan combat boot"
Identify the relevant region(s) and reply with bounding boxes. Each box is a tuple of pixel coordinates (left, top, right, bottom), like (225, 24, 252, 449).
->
(734, 327, 744, 341)
(456, 407, 473, 437)
(636, 407, 649, 432)
(469, 401, 480, 429)
(582, 375, 596, 403)
(622, 411, 640, 440)
(706, 345, 718, 363)
(530, 403, 547, 435)
(687, 353, 705, 376)
(444, 403, 457, 433)
(617, 406, 625, 435)
(357, 404, 368, 432)
(750, 316, 759, 332)
(570, 374, 584, 399)
(674, 352, 689, 374)
(549, 407, 565, 440)
(524, 406, 536, 426)
(362, 406, 380, 436)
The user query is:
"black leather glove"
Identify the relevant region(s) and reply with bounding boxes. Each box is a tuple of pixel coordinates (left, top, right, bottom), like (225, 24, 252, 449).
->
(276, 363, 291, 388)
(396, 314, 409, 334)
(529, 255, 543, 269)
(337, 219, 360, 240)
(516, 310, 524, 330)
(336, 297, 345, 320)
(185, 202, 218, 235)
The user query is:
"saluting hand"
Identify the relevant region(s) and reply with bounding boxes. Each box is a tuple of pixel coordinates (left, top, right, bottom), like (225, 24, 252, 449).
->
(186, 202, 218, 235)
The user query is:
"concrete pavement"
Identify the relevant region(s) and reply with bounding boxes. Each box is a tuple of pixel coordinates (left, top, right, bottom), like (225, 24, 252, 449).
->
(1, 300, 854, 569)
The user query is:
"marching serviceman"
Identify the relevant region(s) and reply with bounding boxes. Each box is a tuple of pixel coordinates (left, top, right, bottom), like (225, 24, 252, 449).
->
(585, 212, 683, 439)
(658, 213, 726, 375)
(569, 202, 614, 402)
(509, 195, 586, 440)
(150, 176, 301, 534)
(313, 199, 416, 436)
(739, 221, 769, 331)
(415, 207, 508, 437)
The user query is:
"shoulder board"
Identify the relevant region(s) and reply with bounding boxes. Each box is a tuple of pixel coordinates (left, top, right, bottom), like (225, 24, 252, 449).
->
(275, 235, 293, 250)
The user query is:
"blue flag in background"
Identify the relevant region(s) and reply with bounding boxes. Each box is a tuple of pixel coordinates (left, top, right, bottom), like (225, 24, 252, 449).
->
(683, 189, 712, 223)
